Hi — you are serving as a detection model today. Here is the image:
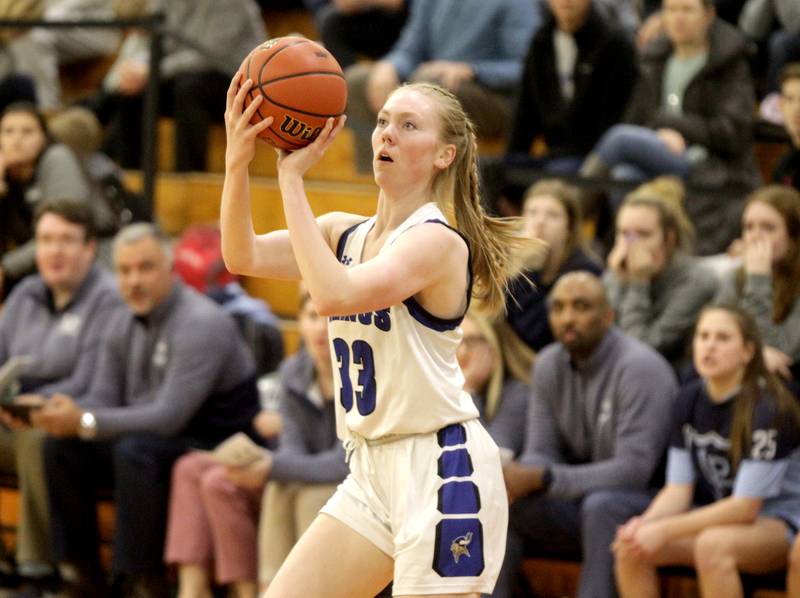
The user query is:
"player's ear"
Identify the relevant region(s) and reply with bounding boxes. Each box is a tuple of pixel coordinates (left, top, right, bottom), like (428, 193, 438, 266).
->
(434, 144, 456, 170)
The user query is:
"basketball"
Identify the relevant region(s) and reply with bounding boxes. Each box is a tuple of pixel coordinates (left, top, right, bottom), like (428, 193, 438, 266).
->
(238, 37, 348, 151)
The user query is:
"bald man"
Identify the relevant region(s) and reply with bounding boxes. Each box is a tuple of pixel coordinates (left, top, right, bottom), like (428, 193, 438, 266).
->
(494, 272, 678, 598)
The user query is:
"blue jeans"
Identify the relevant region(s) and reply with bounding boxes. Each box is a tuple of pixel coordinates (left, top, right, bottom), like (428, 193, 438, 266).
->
(594, 124, 692, 183)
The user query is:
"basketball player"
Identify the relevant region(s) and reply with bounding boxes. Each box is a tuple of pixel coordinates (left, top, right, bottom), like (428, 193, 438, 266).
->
(221, 73, 525, 598)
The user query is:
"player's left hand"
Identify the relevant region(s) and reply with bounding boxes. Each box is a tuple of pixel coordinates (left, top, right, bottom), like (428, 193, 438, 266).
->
(224, 453, 272, 490)
(275, 115, 347, 178)
(224, 73, 274, 169)
(627, 520, 668, 560)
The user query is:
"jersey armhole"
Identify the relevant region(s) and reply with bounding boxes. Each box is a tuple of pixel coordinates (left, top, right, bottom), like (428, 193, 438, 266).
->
(398, 218, 473, 330)
(334, 220, 368, 261)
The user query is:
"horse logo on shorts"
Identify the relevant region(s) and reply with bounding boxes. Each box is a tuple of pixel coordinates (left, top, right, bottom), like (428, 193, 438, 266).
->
(450, 532, 473, 563)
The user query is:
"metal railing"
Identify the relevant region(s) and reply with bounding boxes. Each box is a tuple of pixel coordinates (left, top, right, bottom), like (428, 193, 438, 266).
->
(0, 15, 165, 213)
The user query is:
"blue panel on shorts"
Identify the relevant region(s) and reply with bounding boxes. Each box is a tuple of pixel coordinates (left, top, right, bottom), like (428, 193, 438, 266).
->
(438, 448, 474, 479)
(433, 518, 485, 577)
(438, 481, 481, 514)
(437, 423, 466, 447)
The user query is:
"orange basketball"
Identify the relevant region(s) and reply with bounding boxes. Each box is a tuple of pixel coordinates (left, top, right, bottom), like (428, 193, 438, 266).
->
(238, 37, 347, 151)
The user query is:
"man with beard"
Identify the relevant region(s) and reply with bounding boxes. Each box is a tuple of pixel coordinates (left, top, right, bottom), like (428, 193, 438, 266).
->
(494, 271, 678, 598)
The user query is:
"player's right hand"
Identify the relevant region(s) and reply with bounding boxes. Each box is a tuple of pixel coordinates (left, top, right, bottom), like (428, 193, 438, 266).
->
(224, 72, 273, 168)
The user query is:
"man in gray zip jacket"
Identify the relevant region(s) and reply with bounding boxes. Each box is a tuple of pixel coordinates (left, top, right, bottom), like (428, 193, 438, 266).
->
(494, 272, 678, 598)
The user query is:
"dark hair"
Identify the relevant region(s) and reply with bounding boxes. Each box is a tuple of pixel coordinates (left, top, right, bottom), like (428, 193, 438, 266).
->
(695, 304, 800, 470)
(1, 101, 51, 143)
(33, 199, 96, 241)
(780, 63, 800, 89)
(736, 185, 800, 323)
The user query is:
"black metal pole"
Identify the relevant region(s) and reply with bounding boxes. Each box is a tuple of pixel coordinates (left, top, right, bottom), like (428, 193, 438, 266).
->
(142, 14, 164, 218)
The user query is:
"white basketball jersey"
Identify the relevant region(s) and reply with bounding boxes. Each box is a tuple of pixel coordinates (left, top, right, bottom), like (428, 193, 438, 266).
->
(328, 202, 479, 440)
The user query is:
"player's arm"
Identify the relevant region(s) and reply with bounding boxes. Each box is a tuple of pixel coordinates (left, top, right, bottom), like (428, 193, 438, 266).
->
(282, 176, 465, 315)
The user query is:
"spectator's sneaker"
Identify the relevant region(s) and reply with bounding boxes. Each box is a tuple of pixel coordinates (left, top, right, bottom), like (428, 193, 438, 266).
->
(759, 92, 785, 126)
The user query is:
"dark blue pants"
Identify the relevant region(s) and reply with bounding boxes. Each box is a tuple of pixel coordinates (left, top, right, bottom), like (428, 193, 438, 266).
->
(44, 434, 193, 576)
(491, 489, 654, 598)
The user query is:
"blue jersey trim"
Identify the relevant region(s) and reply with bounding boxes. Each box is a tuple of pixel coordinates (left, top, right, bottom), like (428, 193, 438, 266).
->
(335, 220, 368, 262)
(399, 218, 472, 331)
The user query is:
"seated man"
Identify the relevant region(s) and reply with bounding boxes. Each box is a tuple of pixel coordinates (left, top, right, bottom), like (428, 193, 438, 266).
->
(0, 199, 122, 590)
(32, 223, 261, 598)
(774, 62, 800, 189)
(495, 272, 678, 598)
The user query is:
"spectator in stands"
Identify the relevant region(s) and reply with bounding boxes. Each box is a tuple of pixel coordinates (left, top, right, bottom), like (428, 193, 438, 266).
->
(581, 0, 759, 193)
(163, 287, 326, 598)
(715, 185, 800, 382)
(32, 0, 120, 69)
(31, 223, 262, 598)
(615, 305, 800, 597)
(0, 102, 116, 299)
(496, 271, 677, 598)
(0, 200, 122, 594)
(458, 312, 528, 459)
(0, 0, 62, 110)
(344, 0, 539, 172)
(315, 0, 408, 70)
(500, 179, 602, 381)
(739, 0, 800, 124)
(98, 0, 265, 172)
(506, 0, 637, 176)
(604, 177, 717, 365)
(774, 63, 800, 189)
(256, 289, 348, 592)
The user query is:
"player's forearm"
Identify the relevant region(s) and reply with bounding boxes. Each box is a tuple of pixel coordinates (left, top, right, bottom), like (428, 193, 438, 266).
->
(279, 173, 350, 315)
(641, 484, 693, 522)
(220, 162, 258, 274)
(660, 496, 762, 542)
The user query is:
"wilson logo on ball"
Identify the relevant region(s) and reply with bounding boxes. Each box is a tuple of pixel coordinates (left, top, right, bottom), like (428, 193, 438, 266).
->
(279, 115, 323, 142)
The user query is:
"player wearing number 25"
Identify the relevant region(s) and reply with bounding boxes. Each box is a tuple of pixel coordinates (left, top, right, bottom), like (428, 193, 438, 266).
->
(222, 72, 527, 596)
(614, 305, 800, 597)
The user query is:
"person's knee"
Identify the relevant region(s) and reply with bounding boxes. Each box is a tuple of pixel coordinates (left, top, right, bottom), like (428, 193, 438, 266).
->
(694, 527, 736, 574)
(788, 538, 800, 574)
(199, 464, 233, 500)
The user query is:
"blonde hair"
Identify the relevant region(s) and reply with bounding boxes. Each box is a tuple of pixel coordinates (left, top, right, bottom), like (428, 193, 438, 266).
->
(619, 175, 695, 254)
(397, 83, 526, 313)
(464, 311, 504, 420)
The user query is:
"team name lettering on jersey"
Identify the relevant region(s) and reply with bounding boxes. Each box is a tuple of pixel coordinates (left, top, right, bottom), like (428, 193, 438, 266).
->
(329, 309, 391, 332)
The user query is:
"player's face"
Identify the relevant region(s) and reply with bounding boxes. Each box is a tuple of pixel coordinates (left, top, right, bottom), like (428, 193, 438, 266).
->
(114, 236, 173, 316)
(693, 309, 754, 384)
(0, 111, 46, 168)
(663, 0, 713, 48)
(298, 295, 330, 368)
(781, 78, 800, 144)
(522, 194, 569, 254)
(548, 278, 612, 358)
(742, 200, 790, 263)
(35, 213, 95, 294)
(372, 89, 454, 189)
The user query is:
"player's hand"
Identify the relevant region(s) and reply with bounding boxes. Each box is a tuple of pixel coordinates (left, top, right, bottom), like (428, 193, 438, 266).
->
(224, 453, 272, 490)
(628, 520, 668, 559)
(224, 72, 274, 169)
(412, 61, 474, 92)
(607, 237, 629, 280)
(253, 410, 283, 439)
(275, 115, 347, 179)
(626, 240, 659, 283)
(637, 11, 663, 50)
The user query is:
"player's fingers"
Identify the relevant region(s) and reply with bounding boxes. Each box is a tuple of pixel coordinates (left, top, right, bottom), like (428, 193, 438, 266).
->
(242, 94, 263, 124)
(226, 71, 242, 109)
(232, 78, 254, 115)
(252, 115, 273, 135)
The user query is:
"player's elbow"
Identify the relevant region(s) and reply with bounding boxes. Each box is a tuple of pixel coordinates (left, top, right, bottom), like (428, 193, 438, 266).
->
(221, 248, 251, 277)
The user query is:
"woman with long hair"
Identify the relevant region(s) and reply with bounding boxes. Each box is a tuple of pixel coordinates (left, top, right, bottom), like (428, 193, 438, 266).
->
(614, 305, 800, 597)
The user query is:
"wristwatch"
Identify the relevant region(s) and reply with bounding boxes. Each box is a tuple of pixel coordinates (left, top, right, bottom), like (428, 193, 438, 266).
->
(78, 411, 97, 440)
